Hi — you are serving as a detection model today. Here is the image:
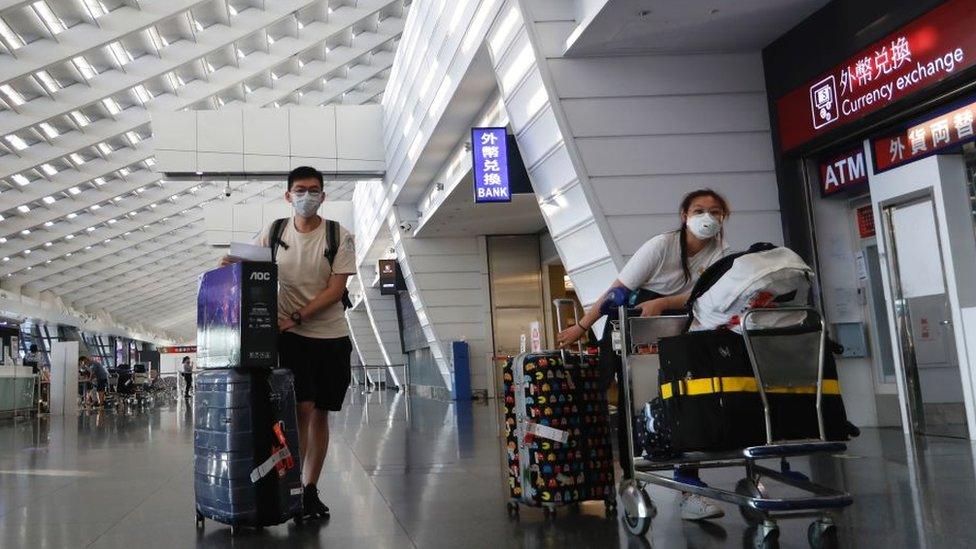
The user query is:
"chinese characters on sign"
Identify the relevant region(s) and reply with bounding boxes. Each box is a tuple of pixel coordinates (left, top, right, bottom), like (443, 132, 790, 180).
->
(856, 206, 876, 239)
(872, 97, 976, 172)
(819, 147, 867, 197)
(472, 127, 511, 203)
(776, 0, 976, 151)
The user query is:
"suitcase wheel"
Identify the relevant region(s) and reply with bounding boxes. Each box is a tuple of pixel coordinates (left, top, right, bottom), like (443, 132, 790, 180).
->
(195, 512, 205, 530)
(294, 515, 304, 526)
(506, 502, 519, 517)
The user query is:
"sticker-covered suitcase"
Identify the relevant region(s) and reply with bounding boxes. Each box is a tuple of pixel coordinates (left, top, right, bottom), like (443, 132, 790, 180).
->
(193, 368, 303, 534)
(502, 351, 616, 517)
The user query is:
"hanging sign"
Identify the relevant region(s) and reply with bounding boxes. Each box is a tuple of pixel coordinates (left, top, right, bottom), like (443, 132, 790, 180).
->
(872, 95, 976, 172)
(819, 147, 868, 196)
(159, 345, 197, 354)
(776, 0, 976, 152)
(471, 127, 511, 203)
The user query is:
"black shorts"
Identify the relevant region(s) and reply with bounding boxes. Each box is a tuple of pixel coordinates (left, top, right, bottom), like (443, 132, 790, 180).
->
(95, 378, 108, 391)
(278, 332, 352, 411)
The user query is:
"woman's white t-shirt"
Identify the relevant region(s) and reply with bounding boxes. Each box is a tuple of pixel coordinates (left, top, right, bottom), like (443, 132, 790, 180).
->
(617, 231, 727, 296)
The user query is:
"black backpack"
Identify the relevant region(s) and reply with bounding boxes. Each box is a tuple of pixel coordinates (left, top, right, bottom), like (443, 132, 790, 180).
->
(268, 218, 353, 310)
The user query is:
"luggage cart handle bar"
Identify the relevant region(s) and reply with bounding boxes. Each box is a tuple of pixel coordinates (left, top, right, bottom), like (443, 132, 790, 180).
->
(740, 307, 827, 444)
(553, 299, 585, 357)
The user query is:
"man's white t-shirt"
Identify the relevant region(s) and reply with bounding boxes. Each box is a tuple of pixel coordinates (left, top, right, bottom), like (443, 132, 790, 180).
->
(257, 217, 356, 339)
(617, 231, 727, 296)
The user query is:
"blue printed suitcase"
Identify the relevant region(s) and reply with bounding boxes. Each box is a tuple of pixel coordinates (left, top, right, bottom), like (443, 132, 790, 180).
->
(502, 351, 616, 518)
(193, 368, 303, 534)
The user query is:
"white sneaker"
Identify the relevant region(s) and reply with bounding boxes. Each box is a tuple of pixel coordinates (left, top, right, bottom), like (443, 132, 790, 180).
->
(679, 493, 724, 521)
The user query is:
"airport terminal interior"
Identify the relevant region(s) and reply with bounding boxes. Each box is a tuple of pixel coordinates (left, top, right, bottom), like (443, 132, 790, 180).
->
(4, 0, 976, 547)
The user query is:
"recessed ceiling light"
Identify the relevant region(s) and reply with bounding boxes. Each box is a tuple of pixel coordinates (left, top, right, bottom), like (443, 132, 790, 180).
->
(20, 229, 30, 235)
(5, 134, 28, 150)
(17, 205, 29, 213)
(107, 218, 117, 224)
(91, 204, 101, 210)
(86, 227, 95, 232)
(68, 186, 81, 195)
(43, 242, 52, 247)
(32, 1, 66, 34)
(40, 164, 57, 176)
(1, 257, 8, 262)
(67, 212, 77, 219)
(70, 110, 90, 127)
(23, 249, 30, 255)
(42, 195, 55, 204)
(35, 71, 60, 93)
(12, 174, 29, 186)
(0, 84, 25, 106)
(65, 234, 74, 239)
(44, 221, 53, 227)
(38, 122, 59, 138)
(84, 245, 91, 250)
(102, 97, 121, 115)
(0, 19, 24, 50)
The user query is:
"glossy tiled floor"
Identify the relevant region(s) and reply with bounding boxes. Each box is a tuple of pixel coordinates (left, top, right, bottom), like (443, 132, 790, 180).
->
(1, 390, 975, 548)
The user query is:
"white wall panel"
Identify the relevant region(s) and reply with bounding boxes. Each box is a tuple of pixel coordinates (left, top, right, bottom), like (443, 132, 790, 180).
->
(577, 133, 775, 177)
(561, 93, 770, 137)
(546, 53, 766, 98)
(198, 111, 244, 154)
(591, 173, 780, 215)
(244, 109, 290, 157)
(198, 152, 244, 172)
(289, 107, 338, 159)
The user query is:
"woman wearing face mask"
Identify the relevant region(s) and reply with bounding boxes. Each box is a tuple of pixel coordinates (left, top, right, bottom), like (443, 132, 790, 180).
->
(557, 188, 730, 521)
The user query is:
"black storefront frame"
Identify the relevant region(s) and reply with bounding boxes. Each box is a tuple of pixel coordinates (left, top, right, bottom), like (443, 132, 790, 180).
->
(763, 0, 976, 272)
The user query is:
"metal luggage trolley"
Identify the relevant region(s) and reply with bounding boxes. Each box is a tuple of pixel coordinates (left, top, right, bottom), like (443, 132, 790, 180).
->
(614, 306, 852, 548)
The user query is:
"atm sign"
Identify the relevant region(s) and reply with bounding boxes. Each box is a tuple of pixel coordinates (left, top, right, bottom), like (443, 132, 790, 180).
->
(819, 147, 867, 197)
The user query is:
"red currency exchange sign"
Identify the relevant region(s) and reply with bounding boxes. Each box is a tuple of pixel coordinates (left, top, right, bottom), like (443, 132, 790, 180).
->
(776, 0, 976, 152)
(873, 98, 976, 172)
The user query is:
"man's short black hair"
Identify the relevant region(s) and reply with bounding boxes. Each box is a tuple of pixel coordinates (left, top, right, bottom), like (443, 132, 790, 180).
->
(287, 166, 324, 191)
(29, 344, 37, 352)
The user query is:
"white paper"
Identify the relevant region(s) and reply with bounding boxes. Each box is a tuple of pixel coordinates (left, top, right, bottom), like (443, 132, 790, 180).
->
(525, 422, 569, 443)
(229, 241, 271, 262)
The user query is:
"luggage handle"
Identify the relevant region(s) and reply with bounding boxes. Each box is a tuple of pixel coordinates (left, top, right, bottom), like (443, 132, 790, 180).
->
(553, 299, 585, 359)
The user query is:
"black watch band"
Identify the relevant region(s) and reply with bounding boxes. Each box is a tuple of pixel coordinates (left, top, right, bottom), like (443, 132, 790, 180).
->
(290, 311, 302, 325)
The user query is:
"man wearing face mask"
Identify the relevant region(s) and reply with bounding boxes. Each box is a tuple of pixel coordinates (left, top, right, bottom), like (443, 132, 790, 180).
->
(557, 189, 731, 521)
(225, 166, 355, 520)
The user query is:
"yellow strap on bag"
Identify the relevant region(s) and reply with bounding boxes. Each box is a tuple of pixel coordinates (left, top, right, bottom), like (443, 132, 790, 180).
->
(660, 376, 840, 399)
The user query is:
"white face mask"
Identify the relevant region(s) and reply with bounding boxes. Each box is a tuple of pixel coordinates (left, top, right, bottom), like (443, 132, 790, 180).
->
(290, 190, 322, 218)
(687, 212, 722, 240)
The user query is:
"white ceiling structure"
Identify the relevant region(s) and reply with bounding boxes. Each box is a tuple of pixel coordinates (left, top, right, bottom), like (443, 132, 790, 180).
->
(0, 0, 411, 342)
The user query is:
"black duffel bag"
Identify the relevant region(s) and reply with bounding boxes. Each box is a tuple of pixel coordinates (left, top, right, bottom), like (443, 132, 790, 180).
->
(656, 329, 851, 453)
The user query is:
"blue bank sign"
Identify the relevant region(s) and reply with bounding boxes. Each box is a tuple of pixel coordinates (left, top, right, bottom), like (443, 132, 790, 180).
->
(471, 127, 510, 203)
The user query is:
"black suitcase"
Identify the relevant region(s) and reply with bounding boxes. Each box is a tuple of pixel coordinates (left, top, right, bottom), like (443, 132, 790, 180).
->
(657, 329, 850, 453)
(502, 351, 615, 516)
(194, 368, 303, 532)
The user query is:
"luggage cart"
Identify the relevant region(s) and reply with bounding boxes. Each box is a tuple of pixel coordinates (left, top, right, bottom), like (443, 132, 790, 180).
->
(614, 306, 852, 548)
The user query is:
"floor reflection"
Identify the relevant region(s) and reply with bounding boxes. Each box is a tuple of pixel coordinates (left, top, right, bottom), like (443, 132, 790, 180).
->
(0, 390, 974, 548)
